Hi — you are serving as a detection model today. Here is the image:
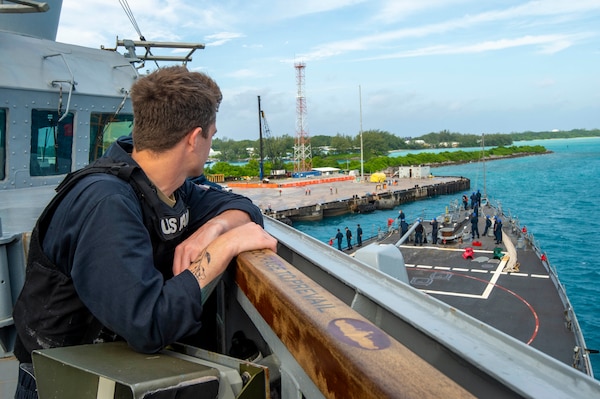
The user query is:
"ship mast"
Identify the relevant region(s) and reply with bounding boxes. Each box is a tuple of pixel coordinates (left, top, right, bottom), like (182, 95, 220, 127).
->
(359, 85, 364, 182)
(482, 133, 487, 203)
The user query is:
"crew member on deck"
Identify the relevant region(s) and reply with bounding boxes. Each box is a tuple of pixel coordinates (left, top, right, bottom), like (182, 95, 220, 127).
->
(336, 229, 344, 250)
(414, 221, 424, 246)
(471, 212, 480, 239)
(430, 218, 439, 244)
(345, 227, 353, 250)
(483, 215, 492, 237)
(494, 216, 503, 244)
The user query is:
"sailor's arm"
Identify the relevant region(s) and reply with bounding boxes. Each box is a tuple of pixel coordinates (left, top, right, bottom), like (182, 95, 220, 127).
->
(172, 209, 254, 275)
(185, 222, 277, 288)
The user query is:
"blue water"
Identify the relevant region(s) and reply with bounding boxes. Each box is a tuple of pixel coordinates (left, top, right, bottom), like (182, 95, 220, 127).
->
(293, 137, 600, 380)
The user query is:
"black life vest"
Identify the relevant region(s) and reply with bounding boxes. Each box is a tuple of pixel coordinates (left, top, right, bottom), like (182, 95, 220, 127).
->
(13, 158, 190, 363)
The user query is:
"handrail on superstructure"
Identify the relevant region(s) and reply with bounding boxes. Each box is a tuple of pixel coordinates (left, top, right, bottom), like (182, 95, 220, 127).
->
(235, 249, 474, 399)
(42, 53, 75, 122)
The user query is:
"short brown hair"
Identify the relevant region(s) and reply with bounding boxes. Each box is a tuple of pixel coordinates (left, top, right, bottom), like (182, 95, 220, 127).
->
(130, 66, 222, 152)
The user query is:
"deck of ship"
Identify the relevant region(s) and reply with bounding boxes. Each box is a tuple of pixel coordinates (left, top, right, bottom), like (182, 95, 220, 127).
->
(230, 177, 586, 373)
(359, 203, 581, 372)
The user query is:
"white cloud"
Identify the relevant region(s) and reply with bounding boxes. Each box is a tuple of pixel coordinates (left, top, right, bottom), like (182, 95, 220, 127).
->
(537, 39, 573, 55)
(205, 32, 244, 47)
(356, 34, 583, 60)
(295, 1, 600, 61)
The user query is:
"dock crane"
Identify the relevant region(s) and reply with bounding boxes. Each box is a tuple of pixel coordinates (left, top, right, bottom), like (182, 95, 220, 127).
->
(257, 96, 283, 180)
(261, 111, 285, 172)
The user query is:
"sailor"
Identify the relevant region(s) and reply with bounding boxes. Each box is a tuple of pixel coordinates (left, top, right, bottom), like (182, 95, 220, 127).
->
(400, 220, 409, 238)
(494, 216, 503, 244)
(345, 226, 353, 250)
(356, 224, 363, 246)
(471, 212, 480, 239)
(336, 229, 344, 250)
(483, 215, 492, 236)
(430, 218, 439, 244)
(398, 209, 405, 222)
(414, 220, 424, 246)
(12, 66, 277, 399)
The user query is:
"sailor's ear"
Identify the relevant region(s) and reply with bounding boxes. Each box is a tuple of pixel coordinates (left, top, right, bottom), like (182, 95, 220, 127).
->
(187, 127, 203, 146)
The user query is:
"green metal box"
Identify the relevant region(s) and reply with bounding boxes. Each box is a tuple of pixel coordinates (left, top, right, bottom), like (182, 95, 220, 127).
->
(33, 342, 220, 399)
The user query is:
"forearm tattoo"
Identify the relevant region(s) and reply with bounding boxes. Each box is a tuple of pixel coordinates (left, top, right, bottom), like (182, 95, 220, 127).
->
(190, 251, 210, 281)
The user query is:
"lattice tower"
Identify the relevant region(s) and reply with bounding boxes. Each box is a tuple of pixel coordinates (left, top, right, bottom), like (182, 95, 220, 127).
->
(293, 62, 311, 172)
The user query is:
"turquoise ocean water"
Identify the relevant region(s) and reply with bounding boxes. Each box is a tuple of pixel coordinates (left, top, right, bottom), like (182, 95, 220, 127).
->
(293, 137, 600, 380)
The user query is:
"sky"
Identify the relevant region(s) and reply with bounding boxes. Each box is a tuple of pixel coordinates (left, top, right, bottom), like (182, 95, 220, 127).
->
(55, 0, 600, 141)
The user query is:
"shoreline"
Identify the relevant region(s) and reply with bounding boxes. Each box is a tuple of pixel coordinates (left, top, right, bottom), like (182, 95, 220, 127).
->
(429, 150, 552, 168)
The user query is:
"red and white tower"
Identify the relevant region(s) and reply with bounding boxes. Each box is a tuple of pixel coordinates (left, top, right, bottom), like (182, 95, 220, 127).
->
(293, 62, 311, 173)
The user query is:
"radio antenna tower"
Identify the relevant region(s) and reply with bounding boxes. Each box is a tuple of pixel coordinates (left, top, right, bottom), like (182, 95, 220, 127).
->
(293, 61, 312, 173)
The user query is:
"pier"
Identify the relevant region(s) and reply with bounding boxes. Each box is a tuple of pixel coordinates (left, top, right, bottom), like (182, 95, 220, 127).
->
(229, 175, 470, 222)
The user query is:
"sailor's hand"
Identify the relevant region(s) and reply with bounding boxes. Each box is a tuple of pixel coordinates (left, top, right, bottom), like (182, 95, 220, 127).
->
(172, 210, 251, 276)
(173, 222, 277, 278)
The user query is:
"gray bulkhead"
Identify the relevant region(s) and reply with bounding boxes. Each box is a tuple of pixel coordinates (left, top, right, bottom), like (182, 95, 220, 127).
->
(0, 29, 137, 189)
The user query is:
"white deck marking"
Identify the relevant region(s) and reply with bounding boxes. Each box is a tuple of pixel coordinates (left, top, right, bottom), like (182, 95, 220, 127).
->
(407, 246, 550, 299)
(531, 274, 549, 279)
(413, 264, 434, 269)
(481, 260, 506, 299)
(420, 290, 484, 299)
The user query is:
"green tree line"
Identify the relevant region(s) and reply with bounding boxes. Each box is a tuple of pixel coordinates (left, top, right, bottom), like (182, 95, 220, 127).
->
(206, 145, 548, 180)
(205, 128, 598, 179)
(211, 128, 599, 163)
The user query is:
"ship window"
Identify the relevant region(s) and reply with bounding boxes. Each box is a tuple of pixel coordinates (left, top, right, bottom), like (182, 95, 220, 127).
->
(30, 110, 74, 177)
(89, 113, 134, 161)
(0, 109, 5, 180)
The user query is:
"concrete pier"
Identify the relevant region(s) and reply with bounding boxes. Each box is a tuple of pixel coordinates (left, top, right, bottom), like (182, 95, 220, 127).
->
(229, 175, 470, 222)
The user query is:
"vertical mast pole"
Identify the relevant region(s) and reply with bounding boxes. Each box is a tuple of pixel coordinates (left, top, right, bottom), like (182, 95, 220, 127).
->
(359, 85, 364, 182)
(258, 96, 264, 181)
